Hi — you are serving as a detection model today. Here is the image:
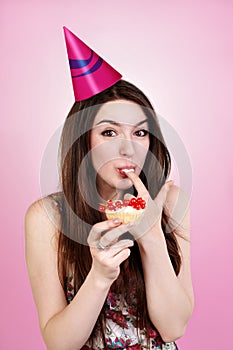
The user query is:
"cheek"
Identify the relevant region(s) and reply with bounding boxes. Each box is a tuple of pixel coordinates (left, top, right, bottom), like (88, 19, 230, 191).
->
(90, 142, 117, 172)
(134, 141, 149, 162)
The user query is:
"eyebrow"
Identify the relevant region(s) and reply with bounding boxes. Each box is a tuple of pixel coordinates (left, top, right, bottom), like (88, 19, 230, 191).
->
(95, 118, 148, 127)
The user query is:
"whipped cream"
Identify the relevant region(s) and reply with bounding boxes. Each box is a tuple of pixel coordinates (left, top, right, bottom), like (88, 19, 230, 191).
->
(122, 168, 135, 173)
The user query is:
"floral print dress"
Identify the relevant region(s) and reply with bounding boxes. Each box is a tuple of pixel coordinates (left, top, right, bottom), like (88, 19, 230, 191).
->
(66, 276, 178, 350)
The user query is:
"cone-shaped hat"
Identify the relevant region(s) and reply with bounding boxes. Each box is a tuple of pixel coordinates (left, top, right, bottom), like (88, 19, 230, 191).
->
(63, 27, 122, 101)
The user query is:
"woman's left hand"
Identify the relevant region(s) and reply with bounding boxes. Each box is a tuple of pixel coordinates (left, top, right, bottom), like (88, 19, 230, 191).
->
(125, 171, 174, 241)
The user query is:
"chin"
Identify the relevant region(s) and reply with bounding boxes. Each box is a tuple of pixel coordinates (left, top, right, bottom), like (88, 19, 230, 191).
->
(115, 178, 133, 191)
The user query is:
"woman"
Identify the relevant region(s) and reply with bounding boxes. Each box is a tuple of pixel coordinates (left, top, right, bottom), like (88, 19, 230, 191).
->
(25, 79, 194, 350)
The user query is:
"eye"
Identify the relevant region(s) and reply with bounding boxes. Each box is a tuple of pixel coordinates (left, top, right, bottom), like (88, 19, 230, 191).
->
(134, 129, 149, 137)
(101, 129, 117, 137)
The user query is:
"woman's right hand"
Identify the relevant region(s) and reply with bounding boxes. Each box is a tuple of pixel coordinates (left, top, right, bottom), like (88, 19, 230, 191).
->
(87, 219, 134, 283)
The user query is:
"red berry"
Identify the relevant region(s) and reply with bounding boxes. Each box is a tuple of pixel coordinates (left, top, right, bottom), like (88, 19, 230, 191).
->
(129, 198, 137, 206)
(134, 204, 141, 210)
(137, 197, 143, 202)
(123, 199, 130, 207)
(99, 205, 105, 213)
(115, 201, 122, 207)
(108, 204, 115, 210)
(140, 203, 146, 209)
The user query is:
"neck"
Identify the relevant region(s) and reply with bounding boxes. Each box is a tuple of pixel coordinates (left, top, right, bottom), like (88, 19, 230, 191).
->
(96, 175, 124, 202)
(99, 188, 124, 202)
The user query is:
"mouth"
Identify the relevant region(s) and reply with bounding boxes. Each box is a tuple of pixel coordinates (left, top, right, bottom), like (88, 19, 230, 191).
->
(117, 166, 135, 178)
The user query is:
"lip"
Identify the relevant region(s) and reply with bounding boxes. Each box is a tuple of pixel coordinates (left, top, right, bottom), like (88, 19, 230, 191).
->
(117, 166, 136, 178)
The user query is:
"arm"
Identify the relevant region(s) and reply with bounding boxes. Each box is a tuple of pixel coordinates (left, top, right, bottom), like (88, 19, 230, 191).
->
(25, 198, 133, 350)
(138, 187, 194, 342)
(126, 173, 194, 342)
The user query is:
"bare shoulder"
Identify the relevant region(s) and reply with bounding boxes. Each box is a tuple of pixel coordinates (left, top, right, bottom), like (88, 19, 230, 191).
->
(166, 184, 190, 209)
(25, 193, 62, 242)
(25, 194, 67, 330)
(165, 184, 190, 238)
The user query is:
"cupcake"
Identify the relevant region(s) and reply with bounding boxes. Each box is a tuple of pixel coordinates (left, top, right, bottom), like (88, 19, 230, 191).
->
(98, 197, 146, 224)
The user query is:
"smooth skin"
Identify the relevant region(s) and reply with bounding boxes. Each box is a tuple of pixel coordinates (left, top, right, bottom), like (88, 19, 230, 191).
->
(125, 171, 194, 342)
(25, 101, 194, 350)
(25, 178, 193, 349)
(25, 202, 134, 350)
(90, 100, 150, 199)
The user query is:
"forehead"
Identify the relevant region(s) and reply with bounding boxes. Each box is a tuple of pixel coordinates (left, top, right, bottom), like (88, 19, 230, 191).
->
(93, 100, 147, 126)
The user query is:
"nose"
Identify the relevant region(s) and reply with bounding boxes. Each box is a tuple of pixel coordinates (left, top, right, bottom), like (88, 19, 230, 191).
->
(119, 138, 135, 157)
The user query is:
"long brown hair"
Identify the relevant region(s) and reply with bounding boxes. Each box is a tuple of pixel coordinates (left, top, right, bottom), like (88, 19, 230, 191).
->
(57, 80, 181, 345)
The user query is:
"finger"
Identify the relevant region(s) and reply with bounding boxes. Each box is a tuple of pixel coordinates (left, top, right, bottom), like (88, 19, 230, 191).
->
(87, 219, 122, 246)
(123, 171, 149, 199)
(100, 222, 133, 248)
(154, 180, 174, 210)
(90, 239, 133, 263)
(112, 247, 132, 266)
(96, 239, 133, 256)
(127, 182, 174, 240)
(109, 239, 134, 254)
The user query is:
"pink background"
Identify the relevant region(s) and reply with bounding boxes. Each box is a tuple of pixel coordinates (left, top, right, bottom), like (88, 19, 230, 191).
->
(1, 0, 232, 349)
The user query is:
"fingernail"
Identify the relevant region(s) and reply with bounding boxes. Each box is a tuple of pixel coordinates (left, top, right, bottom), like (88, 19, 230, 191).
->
(113, 219, 121, 224)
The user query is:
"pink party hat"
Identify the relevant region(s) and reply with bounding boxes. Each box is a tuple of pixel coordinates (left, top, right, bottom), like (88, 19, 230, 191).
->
(63, 26, 122, 101)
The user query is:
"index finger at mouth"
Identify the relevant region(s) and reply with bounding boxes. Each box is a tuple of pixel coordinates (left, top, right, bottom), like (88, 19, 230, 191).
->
(124, 171, 149, 198)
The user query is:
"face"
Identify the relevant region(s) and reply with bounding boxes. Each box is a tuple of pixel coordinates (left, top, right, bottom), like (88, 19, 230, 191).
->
(90, 100, 150, 200)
